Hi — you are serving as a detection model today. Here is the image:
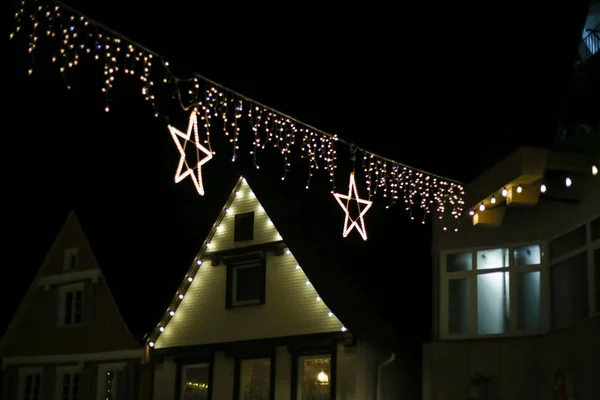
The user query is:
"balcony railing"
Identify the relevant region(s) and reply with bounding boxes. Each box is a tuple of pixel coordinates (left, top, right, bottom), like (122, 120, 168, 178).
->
(579, 23, 600, 63)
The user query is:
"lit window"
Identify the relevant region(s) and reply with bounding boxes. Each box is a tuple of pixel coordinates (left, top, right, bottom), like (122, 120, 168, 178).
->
(443, 245, 542, 337)
(297, 355, 331, 400)
(240, 358, 270, 399)
(181, 364, 210, 400)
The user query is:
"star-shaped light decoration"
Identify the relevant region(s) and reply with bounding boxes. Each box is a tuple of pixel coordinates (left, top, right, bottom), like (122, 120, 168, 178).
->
(168, 110, 213, 196)
(333, 172, 373, 241)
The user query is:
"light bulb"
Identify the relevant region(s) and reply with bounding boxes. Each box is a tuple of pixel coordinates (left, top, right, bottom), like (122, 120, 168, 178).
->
(306, 280, 311, 285)
(479, 203, 485, 212)
(516, 185, 523, 193)
(215, 225, 221, 231)
(159, 326, 165, 332)
(149, 342, 155, 347)
(565, 177, 572, 187)
(501, 188, 508, 197)
(593, 165, 598, 176)
(328, 312, 333, 317)
(286, 249, 291, 254)
(188, 277, 193, 282)
(469, 210, 475, 216)
(341, 326, 347, 332)
(296, 264, 300, 269)
(169, 311, 175, 316)
(490, 196, 496, 204)
(196, 260, 202, 265)
(225, 208, 231, 214)
(178, 294, 184, 299)
(540, 184, 547, 193)
(316, 296, 321, 301)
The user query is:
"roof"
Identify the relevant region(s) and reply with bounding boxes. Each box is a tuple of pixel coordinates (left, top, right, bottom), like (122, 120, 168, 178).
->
(0, 211, 141, 353)
(145, 166, 433, 353)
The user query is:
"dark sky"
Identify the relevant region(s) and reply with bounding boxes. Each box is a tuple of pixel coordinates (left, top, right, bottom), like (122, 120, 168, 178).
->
(2, 0, 591, 342)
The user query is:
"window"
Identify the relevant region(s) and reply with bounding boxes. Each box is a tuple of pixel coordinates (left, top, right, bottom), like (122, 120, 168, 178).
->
(591, 216, 600, 242)
(234, 212, 255, 242)
(594, 247, 600, 313)
(297, 355, 331, 400)
(181, 364, 210, 400)
(63, 248, 79, 271)
(442, 244, 542, 337)
(226, 256, 266, 308)
(18, 368, 42, 400)
(59, 283, 84, 326)
(549, 219, 597, 328)
(96, 363, 131, 400)
(239, 358, 271, 400)
(56, 367, 81, 400)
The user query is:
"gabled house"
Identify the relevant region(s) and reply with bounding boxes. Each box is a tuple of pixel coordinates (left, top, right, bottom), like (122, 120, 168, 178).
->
(0, 212, 149, 400)
(424, 147, 599, 400)
(147, 175, 401, 400)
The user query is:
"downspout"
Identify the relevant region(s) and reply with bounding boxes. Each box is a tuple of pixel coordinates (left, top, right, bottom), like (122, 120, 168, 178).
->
(376, 353, 396, 400)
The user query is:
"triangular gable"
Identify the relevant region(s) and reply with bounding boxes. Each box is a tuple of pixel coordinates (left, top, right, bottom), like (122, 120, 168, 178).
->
(0, 211, 139, 355)
(149, 175, 346, 349)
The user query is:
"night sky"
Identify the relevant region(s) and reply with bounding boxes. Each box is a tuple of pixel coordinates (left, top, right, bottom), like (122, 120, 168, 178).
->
(2, 0, 591, 344)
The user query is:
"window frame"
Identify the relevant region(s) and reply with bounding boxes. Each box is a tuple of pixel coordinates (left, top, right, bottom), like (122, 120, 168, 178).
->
(63, 248, 79, 272)
(56, 365, 82, 400)
(59, 282, 85, 327)
(95, 362, 126, 400)
(439, 241, 547, 340)
(547, 213, 600, 324)
(234, 212, 255, 242)
(234, 357, 274, 400)
(180, 363, 211, 400)
(226, 255, 266, 308)
(18, 366, 43, 400)
(294, 353, 334, 400)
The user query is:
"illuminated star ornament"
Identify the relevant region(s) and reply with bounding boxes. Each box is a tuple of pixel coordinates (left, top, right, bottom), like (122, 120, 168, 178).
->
(168, 110, 213, 196)
(333, 172, 373, 241)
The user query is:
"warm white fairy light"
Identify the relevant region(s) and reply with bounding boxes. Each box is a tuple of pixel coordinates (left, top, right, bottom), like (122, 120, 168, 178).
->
(168, 110, 213, 196)
(565, 177, 572, 187)
(12, 0, 466, 229)
(333, 172, 373, 241)
(540, 184, 547, 193)
(593, 165, 598, 176)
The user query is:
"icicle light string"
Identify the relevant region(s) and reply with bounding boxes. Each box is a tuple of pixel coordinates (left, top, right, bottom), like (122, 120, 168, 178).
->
(12, 0, 468, 227)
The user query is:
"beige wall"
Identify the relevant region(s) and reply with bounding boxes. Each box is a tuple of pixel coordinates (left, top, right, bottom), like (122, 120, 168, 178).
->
(423, 317, 600, 400)
(151, 342, 389, 400)
(154, 178, 344, 349)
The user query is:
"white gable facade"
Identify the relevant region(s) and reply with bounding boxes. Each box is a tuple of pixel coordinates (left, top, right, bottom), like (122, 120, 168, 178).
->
(150, 177, 390, 400)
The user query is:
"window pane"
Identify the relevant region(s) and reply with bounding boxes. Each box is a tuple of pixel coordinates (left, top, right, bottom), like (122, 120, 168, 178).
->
(74, 291, 82, 324)
(549, 226, 586, 261)
(592, 216, 600, 242)
(234, 212, 255, 242)
(476, 248, 508, 270)
(235, 265, 263, 303)
(594, 248, 600, 313)
(517, 271, 541, 330)
(514, 245, 541, 266)
(182, 365, 209, 400)
(65, 292, 73, 324)
(62, 374, 71, 400)
(448, 278, 470, 334)
(477, 272, 509, 335)
(72, 373, 80, 400)
(299, 356, 330, 400)
(240, 359, 270, 400)
(551, 252, 589, 329)
(446, 252, 472, 272)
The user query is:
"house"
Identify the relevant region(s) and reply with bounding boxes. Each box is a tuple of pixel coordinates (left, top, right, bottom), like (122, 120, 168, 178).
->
(423, 146, 599, 400)
(0, 212, 150, 400)
(147, 174, 405, 400)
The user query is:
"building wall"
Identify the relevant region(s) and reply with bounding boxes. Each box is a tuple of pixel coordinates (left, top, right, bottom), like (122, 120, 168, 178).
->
(154, 178, 344, 349)
(1, 357, 147, 400)
(435, 174, 599, 251)
(152, 342, 379, 400)
(3, 277, 139, 356)
(423, 317, 600, 400)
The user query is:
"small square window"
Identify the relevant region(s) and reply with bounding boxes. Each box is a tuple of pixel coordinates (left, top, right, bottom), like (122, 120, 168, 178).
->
(227, 258, 266, 308)
(63, 248, 79, 272)
(234, 212, 255, 242)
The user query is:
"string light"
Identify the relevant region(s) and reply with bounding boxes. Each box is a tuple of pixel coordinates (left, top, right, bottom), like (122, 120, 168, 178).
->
(168, 109, 213, 196)
(147, 176, 347, 346)
(11, 0, 466, 229)
(593, 165, 598, 176)
(333, 172, 373, 241)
